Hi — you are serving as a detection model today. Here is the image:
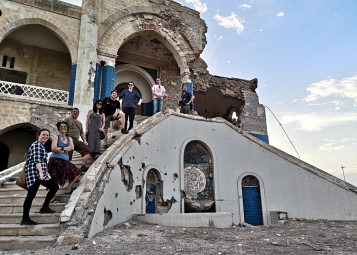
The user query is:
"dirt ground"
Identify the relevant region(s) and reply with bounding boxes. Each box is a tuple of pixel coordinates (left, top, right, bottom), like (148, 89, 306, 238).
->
(3, 219, 357, 255)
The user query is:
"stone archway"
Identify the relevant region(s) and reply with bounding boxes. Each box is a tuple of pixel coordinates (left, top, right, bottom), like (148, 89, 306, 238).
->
(97, 11, 198, 80)
(0, 124, 38, 169)
(0, 17, 77, 64)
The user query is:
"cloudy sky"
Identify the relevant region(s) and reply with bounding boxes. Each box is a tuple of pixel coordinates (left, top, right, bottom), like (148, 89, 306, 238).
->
(63, 0, 357, 186)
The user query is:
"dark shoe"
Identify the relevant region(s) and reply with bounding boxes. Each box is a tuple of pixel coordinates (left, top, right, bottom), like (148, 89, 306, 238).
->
(81, 165, 89, 172)
(21, 218, 38, 225)
(121, 129, 128, 134)
(103, 144, 109, 149)
(39, 207, 56, 213)
(111, 135, 117, 139)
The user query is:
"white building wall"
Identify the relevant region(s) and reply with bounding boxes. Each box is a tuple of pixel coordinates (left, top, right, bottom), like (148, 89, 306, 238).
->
(89, 114, 357, 236)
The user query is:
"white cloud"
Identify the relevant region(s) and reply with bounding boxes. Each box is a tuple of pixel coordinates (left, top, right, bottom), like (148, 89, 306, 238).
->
(280, 112, 357, 131)
(276, 12, 285, 17)
(305, 75, 357, 103)
(214, 34, 223, 41)
(341, 138, 356, 143)
(213, 13, 245, 34)
(330, 100, 345, 110)
(185, 0, 207, 13)
(318, 143, 344, 152)
(240, 4, 252, 10)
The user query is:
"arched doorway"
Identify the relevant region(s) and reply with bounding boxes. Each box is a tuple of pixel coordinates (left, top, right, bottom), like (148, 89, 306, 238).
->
(115, 64, 155, 116)
(0, 124, 38, 170)
(115, 81, 143, 116)
(183, 141, 215, 213)
(242, 175, 263, 225)
(145, 169, 162, 214)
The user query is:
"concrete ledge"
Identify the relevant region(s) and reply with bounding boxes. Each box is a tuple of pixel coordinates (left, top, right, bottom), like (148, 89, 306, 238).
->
(134, 213, 233, 228)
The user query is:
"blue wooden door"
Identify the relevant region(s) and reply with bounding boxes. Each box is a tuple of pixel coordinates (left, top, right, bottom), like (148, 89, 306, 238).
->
(242, 186, 263, 225)
(145, 184, 156, 213)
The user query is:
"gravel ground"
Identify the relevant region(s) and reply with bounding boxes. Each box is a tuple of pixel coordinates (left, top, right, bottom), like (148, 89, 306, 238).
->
(3, 219, 357, 255)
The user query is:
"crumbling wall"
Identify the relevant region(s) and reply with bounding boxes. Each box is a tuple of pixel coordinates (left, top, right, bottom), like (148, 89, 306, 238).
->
(189, 58, 266, 134)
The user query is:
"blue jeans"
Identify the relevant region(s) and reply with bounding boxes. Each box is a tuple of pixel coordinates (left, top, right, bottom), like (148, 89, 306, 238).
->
(153, 98, 164, 114)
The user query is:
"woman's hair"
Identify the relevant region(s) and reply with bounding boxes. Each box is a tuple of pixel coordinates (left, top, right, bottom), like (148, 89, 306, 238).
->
(38, 128, 50, 136)
(56, 121, 67, 131)
(93, 100, 103, 114)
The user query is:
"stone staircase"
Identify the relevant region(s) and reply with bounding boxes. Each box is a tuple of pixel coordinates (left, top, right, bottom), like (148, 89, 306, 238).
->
(0, 115, 150, 251)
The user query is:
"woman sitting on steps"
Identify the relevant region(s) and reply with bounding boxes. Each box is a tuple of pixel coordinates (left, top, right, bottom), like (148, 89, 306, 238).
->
(47, 122, 82, 194)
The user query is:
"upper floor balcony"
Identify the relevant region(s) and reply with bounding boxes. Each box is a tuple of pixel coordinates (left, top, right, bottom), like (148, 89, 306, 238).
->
(0, 80, 69, 105)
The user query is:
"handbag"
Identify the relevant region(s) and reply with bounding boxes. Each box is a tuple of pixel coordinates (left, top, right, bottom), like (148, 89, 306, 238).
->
(100, 130, 105, 140)
(16, 165, 28, 190)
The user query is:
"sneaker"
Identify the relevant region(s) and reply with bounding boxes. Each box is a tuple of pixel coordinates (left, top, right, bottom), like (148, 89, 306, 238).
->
(20, 218, 38, 225)
(81, 165, 89, 172)
(121, 129, 129, 134)
(39, 207, 56, 213)
(111, 135, 117, 139)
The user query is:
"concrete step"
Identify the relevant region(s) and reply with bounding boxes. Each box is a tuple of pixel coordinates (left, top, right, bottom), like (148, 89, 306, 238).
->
(0, 213, 60, 224)
(0, 186, 75, 196)
(0, 236, 57, 251)
(0, 223, 60, 236)
(0, 202, 66, 214)
(0, 194, 70, 204)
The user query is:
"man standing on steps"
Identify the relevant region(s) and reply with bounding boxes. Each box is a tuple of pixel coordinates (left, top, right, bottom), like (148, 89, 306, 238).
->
(152, 77, 166, 114)
(119, 81, 142, 133)
(64, 108, 92, 172)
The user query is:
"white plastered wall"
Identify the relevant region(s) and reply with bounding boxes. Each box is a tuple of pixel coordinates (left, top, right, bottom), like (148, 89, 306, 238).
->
(88, 114, 357, 237)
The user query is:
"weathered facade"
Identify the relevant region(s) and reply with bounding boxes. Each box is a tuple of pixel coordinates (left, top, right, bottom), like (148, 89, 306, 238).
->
(1, 0, 355, 246)
(0, 0, 267, 171)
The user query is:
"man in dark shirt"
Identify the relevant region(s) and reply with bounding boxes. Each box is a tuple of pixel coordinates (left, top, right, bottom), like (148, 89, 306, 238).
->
(179, 85, 193, 114)
(102, 90, 126, 147)
(119, 82, 142, 133)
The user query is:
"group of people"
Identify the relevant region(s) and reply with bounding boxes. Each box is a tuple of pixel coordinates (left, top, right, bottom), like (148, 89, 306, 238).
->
(21, 121, 86, 225)
(152, 78, 194, 114)
(20, 79, 193, 225)
(20, 82, 143, 225)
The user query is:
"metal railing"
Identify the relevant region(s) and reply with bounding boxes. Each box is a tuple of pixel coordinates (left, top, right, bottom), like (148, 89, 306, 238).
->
(0, 80, 69, 103)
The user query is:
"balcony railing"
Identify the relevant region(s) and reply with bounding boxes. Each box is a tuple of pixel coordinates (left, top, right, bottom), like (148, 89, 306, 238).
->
(0, 80, 69, 103)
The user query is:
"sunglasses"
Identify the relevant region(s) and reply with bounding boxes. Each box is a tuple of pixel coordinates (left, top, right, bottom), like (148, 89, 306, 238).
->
(97, 102, 102, 105)
(60, 125, 67, 128)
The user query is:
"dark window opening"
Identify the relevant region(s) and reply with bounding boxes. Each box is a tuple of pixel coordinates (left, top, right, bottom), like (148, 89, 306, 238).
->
(2, 56, 15, 69)
(2, 56, 7, 67)
(10, 57, 15, 69)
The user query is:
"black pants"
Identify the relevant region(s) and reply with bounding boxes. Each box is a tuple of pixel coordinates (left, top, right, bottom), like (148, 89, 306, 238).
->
(22, 178, 59, 220)
(123, 107, 136, 131)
